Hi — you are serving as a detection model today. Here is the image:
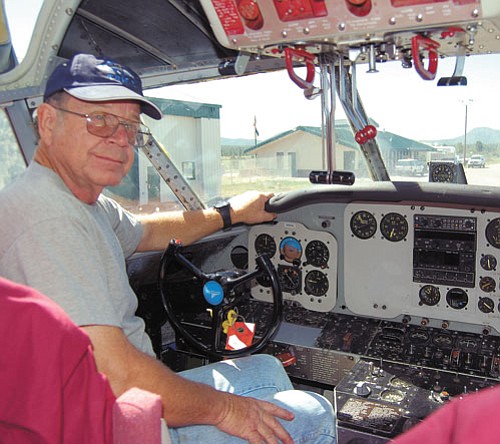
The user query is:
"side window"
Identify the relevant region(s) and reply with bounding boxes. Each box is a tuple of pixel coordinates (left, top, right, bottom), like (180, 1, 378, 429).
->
(105, 149, 183, 215)
(0, 109, 25, 191)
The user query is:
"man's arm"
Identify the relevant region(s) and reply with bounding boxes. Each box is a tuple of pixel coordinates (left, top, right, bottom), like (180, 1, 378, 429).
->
(135, 191, 276, 251)
(83, 325, 294, 443)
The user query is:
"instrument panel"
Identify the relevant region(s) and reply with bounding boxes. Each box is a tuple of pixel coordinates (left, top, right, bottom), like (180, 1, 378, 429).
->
(248, 221, 338, 312)
(243, 184, 500, 336)
(344, 203, 500, 333)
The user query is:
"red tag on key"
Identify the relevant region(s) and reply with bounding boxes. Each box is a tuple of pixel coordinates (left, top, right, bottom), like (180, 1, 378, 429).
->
(225, 322, 255, 350)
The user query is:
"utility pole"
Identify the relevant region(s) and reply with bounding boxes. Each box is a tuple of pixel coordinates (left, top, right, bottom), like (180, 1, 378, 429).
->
(461, 99, 473, 164)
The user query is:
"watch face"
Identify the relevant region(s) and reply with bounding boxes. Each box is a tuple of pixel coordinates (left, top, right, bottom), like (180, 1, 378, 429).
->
(215, 201, 229, 209)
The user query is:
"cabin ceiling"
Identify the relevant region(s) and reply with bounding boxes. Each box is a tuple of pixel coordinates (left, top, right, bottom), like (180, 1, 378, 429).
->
(57, 0, 284, 86)
(62, 0, 229, 70)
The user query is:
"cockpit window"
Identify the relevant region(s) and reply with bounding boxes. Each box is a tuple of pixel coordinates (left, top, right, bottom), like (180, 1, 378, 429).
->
(146, 70, 325, 205)
(0, 109, 25, 191)
(4, 0, 43, 61)
(104, 52, 500, 213)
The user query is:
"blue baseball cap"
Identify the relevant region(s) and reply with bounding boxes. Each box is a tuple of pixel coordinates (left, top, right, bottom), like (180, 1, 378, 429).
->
(44, 54, 162, 120)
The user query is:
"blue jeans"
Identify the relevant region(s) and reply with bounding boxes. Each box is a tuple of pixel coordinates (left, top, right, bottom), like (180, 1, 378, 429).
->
(169, 354, 336, 443)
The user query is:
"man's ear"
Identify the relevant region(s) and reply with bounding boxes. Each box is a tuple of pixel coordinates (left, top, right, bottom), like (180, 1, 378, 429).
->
(36, 103, 57, 143)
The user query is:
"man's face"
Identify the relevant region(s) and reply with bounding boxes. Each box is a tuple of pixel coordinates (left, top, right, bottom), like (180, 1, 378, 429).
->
(43, 95, 141, 202)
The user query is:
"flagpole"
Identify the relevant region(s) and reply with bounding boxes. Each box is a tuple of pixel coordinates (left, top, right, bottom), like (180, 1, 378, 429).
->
(254, 115, 258, 147)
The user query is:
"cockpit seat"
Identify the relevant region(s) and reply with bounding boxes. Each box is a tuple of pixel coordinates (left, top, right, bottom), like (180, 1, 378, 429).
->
(0, 276, 169, 444)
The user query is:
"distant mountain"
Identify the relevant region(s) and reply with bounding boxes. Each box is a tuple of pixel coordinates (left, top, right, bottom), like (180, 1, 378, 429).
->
(423, 127, 500, 146)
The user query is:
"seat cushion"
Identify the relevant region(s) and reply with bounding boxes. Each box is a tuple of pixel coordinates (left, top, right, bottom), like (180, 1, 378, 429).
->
(113, 387, 164, 444)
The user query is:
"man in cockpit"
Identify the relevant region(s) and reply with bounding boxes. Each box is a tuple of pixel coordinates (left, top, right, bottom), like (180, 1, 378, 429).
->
(0, 53, 335, 443)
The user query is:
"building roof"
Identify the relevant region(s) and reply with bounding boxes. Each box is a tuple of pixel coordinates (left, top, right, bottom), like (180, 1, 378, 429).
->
(245, 123, 358, 154)
(376, 131, 436, 152)
(245, 122, 435, 154)
(147, 97, 221, 119)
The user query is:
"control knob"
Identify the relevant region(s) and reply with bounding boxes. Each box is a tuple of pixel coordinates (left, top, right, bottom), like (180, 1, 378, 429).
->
(354, 381, 372, 397)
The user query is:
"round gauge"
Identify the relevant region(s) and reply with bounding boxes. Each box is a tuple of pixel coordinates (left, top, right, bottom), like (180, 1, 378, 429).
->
(486, 218, 500, 249)
(254, 234, 276, 258)
(478, 297, 495, 314)
(431, 163, 454, 182)
(408, 329, 430, 343)
(380, 213, 408, 242)
(390, 377, 411, 389)
(481, 254, 497, 271)
(279, 237, 302, 264)
(256, 272, 271, 288)
(305, 240, 330, 267)
(304, 270, 329, 296)
(479, 276, 496, 293)
(350, 210, 377, 240)
(230, 246, 248, 269)
(380, 389, 405, 403)
(278, 265, 301, 293)
(432, 332, 454, 348)
(419, 285, 440, 306)
(457, 337, 479, 352)
(446, 288, 468, 310)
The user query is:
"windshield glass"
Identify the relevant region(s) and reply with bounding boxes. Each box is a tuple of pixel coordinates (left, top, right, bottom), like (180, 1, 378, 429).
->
(4, 0, 43, 61)
(135, 53, 500, 209)
(3, 0, 500, 214)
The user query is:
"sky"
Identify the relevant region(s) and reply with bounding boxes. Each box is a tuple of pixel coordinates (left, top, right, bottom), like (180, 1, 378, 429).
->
(5, 0, 500, 142)
(154, 55, 500, 142)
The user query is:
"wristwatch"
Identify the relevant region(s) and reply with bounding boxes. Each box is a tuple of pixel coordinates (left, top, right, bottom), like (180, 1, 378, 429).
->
(214, 200, 232, 230)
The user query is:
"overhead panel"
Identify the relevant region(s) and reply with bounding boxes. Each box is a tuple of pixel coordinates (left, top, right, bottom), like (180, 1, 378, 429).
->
(200, 0, 500, 58)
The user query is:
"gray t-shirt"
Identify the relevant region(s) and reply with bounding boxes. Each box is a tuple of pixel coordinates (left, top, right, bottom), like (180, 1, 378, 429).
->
(0, 162, 155, 356)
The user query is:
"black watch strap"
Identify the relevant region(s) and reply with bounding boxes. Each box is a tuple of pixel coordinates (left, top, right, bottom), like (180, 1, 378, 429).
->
(214, 201, 232, 230)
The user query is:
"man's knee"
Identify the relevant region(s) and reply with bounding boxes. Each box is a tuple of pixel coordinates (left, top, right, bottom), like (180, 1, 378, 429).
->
(223, 354, 288, 379)
(274, 390, 336, 442)
(245, 353, 284, 370)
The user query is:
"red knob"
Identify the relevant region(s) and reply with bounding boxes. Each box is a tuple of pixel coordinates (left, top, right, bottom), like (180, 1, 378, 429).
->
(346, 0, 372, 17)
(363, 125, 377, 140)
(355, 130, 367, 145)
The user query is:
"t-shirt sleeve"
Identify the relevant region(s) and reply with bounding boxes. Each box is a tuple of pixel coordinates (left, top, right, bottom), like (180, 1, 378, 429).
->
(97, 195, 143, 258)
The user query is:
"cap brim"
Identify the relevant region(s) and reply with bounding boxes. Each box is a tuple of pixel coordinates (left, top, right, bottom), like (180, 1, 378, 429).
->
(65, 85, 162, 120)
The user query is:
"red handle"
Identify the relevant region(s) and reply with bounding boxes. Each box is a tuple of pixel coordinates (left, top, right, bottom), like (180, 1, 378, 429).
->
(411, 35, 440, 81)
(284, 47, 316, 89)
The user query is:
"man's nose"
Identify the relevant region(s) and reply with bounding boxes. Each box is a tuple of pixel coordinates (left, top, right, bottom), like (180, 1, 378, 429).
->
(109, 123, 133, 147)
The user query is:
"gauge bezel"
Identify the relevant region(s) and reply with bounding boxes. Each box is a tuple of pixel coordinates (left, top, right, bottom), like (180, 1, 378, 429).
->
(430, 162, 454, 183)
(486, 218, 500, 249)
(380, 212, 408, 242)
(305, 240, 330, 267)
(254, 233, 277, 258)
(304, 269, 329, 296)
(350, 210, 377, 240)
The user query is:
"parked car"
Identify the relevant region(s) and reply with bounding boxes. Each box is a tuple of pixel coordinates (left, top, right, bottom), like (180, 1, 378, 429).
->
(395, 159, 428, 176)
(467, 155, 486, 168)
(441, 156, 461, 164)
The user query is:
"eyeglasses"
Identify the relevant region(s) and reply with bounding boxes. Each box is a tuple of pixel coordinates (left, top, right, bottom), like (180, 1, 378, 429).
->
(50, 106, 152, 147)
